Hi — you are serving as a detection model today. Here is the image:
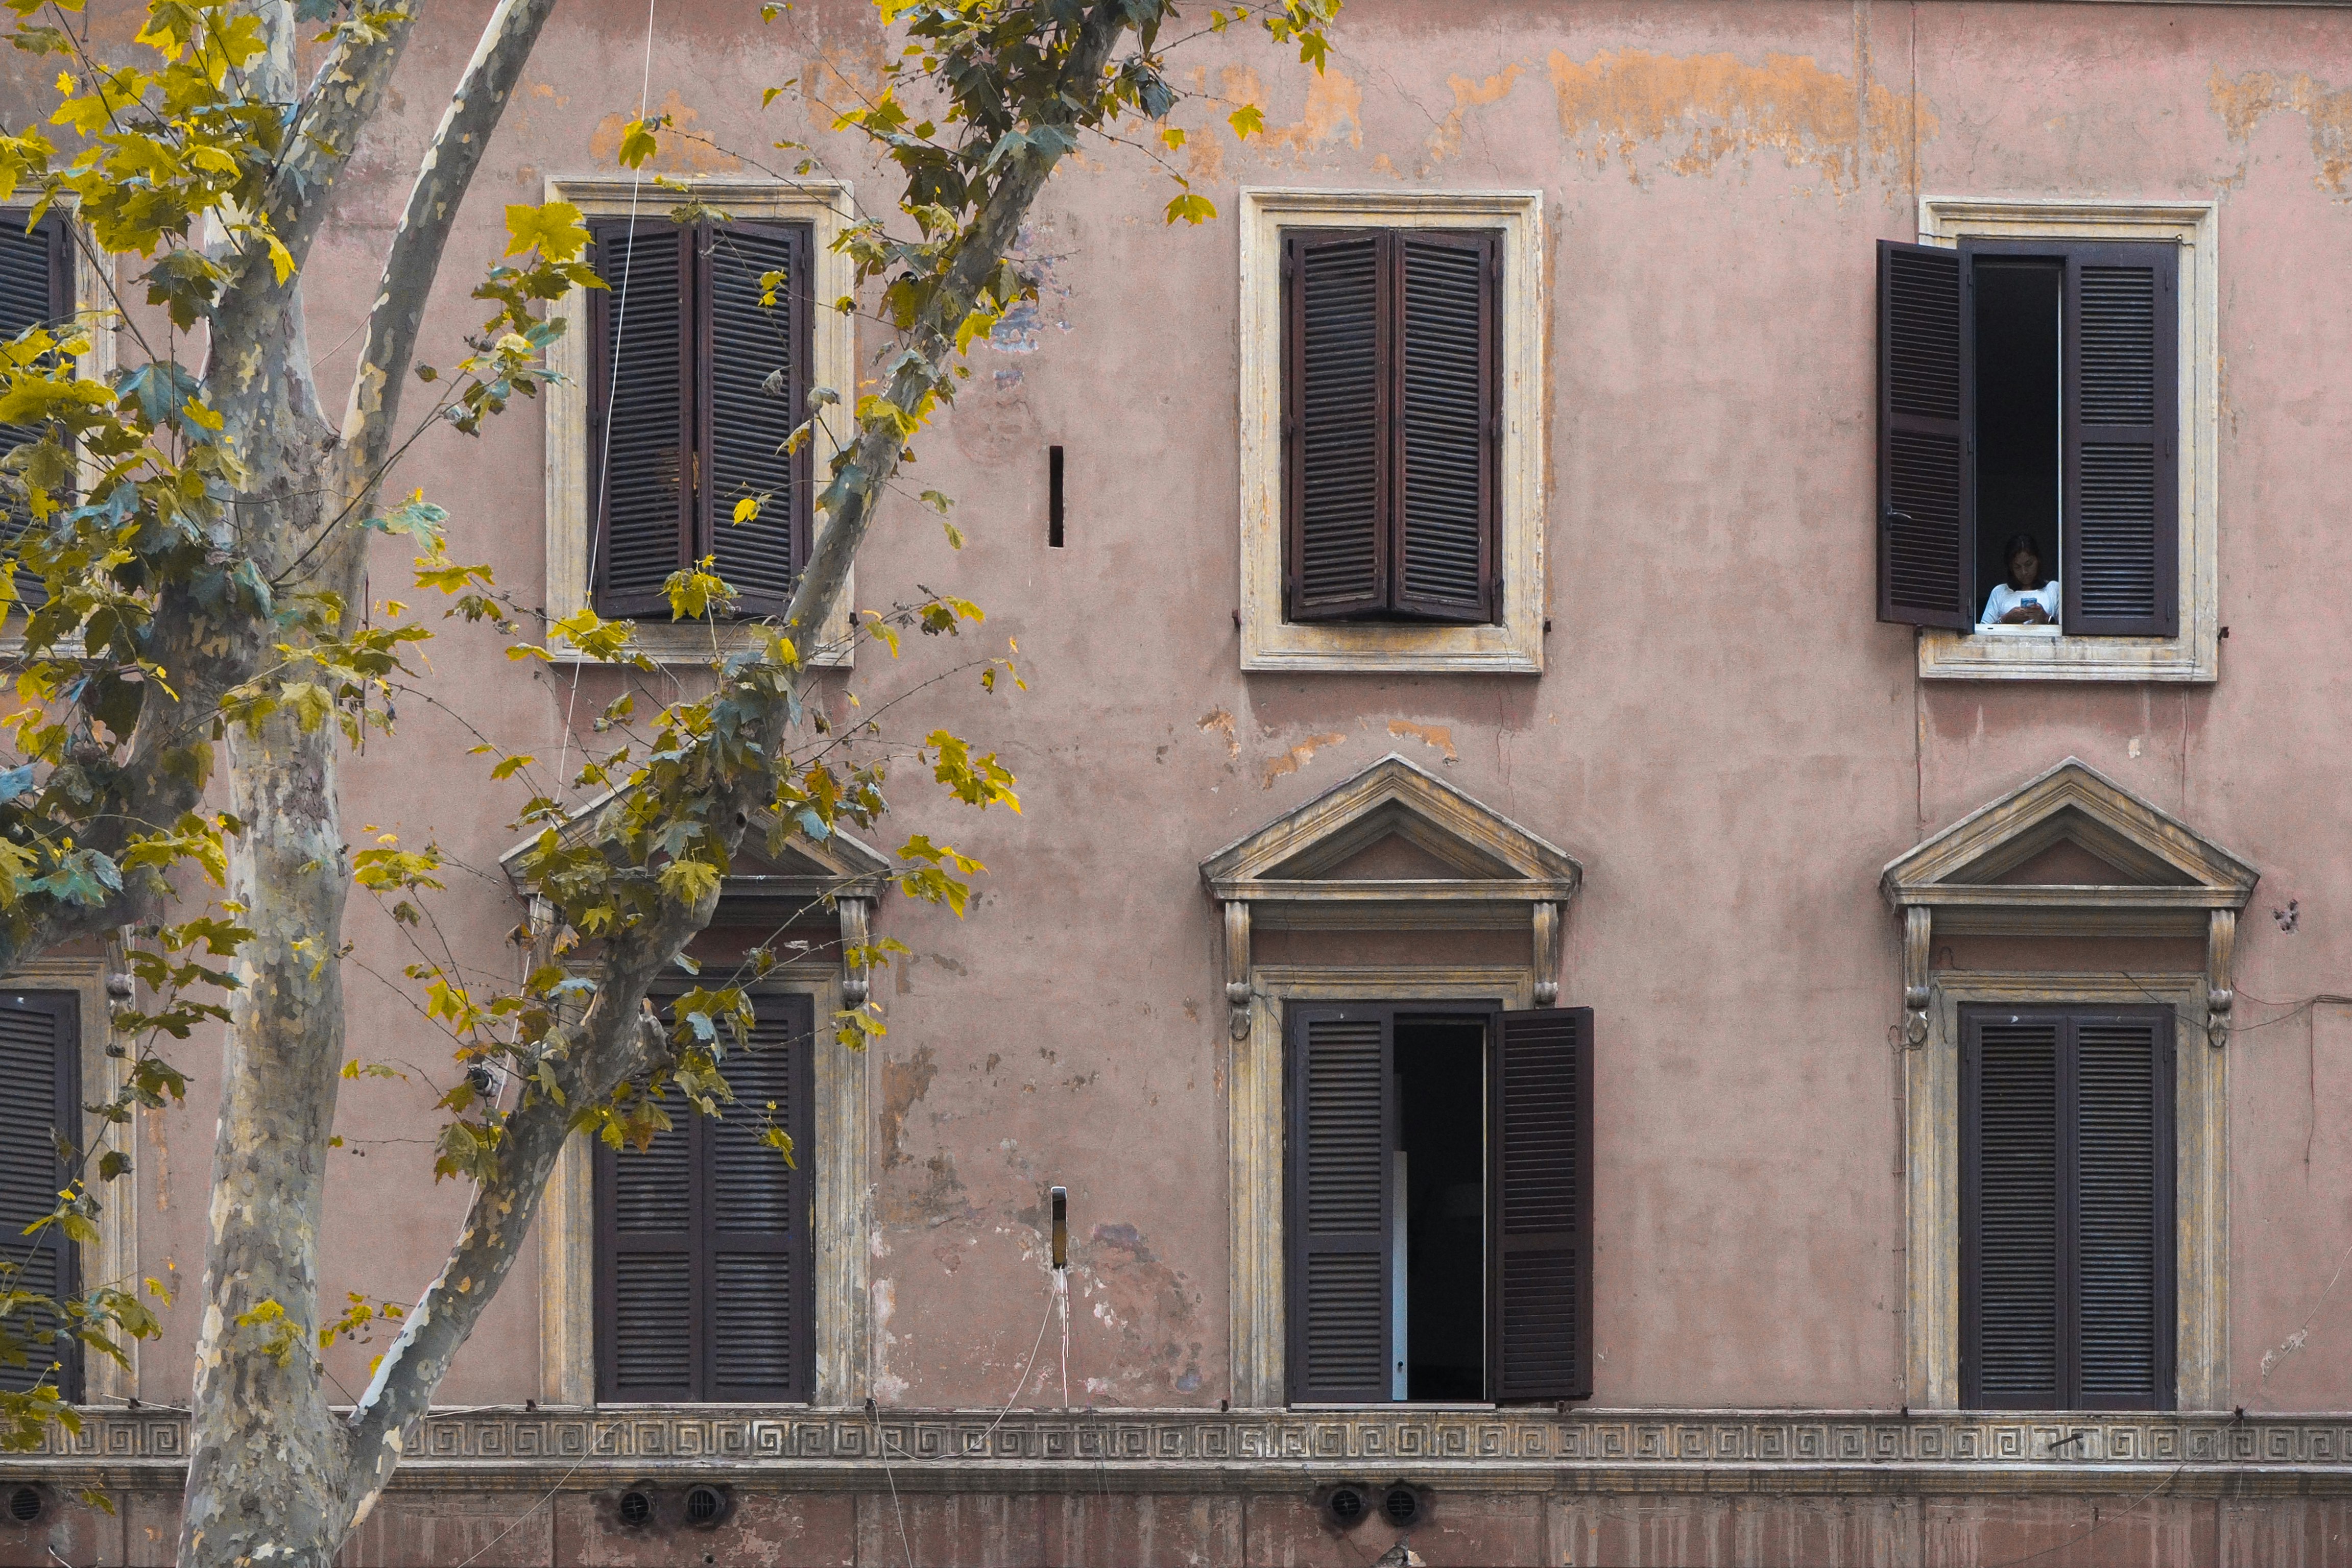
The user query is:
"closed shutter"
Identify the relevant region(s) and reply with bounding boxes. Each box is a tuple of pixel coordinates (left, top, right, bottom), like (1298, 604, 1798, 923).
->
(1394, 233, 1497, 622)
(0, 214, 69, 609)
(597, 991, 814, 1402)
(1284, 1005, 1392, 1402)
(1285, 231, 1387, 621)
(699, 221, 810, 617)
(0, 991, 78, 1400)
(1488, 1006, 1593, 1403)
(1877, 240, 1972, 629)
(1961, 1005, 2174, 1410)
(589, 220, 694, 619)
(2062, 244, 2177, 637)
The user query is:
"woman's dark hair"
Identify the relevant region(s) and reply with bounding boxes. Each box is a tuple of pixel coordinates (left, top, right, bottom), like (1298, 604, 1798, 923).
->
(2001, 532, 2044, 566)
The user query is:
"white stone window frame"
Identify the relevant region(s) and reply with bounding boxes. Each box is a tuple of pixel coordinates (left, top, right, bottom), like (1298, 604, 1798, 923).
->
(1905, 971, 2225, 1413)
(1237, 189, 1546, 675)
(1912, 197, 2218, 683)
(542, 178, 857, 667)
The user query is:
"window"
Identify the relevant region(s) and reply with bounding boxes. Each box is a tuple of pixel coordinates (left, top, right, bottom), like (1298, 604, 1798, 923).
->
(542, 179, 855, 666)
(586, 217, 810, 619)
(1284, 1002, 1590, 1405)
(1880, 237, 2178, 640)
(1238, 189, 1544, 674)
(1284, 229, 1497, 624)
(1960, 1004, 2175, 1411)
(595, 993, 813, 1402)
(0, 991, 79, 1401)
(0, 211, 75, 606)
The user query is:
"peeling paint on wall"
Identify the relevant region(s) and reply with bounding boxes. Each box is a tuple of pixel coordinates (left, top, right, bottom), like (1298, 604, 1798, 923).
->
(1263, 731, 1346, 788)
(2212, 67, 2352, 192)
(1196, 708, 1240, 758)
(878, 1045, 938, 1171)
(1387, 718, 1458, 763)
(1426, 64, 1525, 165)
(1546, 48, 1930, 194)
(1197, 63, 1363, 174)
(589, 90, 741, 173)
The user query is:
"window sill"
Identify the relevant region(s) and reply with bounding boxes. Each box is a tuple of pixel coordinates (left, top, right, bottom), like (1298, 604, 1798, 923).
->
(1241, 616, 1542, 675)
(1917, 624, 2215, 683)
(542, 616, 852, 669)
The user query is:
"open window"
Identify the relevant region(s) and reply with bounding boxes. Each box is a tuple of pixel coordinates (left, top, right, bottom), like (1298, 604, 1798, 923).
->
(1878, 238, 2178, 639)
(1284, 1002, 1591, 1405)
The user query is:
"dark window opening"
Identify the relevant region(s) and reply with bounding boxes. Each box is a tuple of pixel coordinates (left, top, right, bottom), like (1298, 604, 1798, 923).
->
(1972, 258, 2061, 628)
(1047, 445, 1065, 548)
(0, 991, 79, 1402)
(1285, 1001, 1590, 1407)
(587, 218, 813, 620)
(1396, 1018, 1484, 1401)
(1281, 228, 1500, 626)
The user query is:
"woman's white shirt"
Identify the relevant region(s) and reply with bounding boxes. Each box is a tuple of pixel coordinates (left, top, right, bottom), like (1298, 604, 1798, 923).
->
(1981, 581, 2059, 627)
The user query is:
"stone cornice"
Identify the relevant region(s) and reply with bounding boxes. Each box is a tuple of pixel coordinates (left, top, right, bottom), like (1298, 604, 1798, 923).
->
(15, 1408, 2352, 1495)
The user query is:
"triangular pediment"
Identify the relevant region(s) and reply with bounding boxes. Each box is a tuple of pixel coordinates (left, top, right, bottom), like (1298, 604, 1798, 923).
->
(498, 789, 891, 901)
(1882, 759, 2255, 930)
(1202, 754, 1580, 924)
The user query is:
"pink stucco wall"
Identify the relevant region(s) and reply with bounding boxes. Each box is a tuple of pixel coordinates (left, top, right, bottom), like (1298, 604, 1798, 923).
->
(30, 0, 2352, 1424)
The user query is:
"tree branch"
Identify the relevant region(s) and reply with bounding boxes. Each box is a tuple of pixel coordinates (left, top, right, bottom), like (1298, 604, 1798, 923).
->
(334, 0, 562, 492)
(261, 0, 424, 278)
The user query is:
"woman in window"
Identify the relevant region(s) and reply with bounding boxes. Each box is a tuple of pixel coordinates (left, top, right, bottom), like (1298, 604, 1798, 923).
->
(1981, 532, 2058, 628)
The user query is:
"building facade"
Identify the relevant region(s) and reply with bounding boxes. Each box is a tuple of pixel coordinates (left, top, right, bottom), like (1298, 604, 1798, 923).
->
(6, 0, 2352, 1562)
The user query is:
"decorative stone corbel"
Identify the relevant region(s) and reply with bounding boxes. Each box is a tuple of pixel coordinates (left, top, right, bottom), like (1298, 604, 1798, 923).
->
(1223, 900, 1253, 1041)
(2205, 907, 2235, 1049)
(838, 895, 875, 1010)
(1903, 906, 1932, 1047)
(1532, 901, 1562, 1007)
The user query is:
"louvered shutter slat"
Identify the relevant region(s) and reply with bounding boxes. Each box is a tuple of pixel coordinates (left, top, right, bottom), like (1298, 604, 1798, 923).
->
(0, 216, 68, 610)
(1965, 1018, 2061, 1406)
(1877, 242, 1972, 629)
(0, 994, 75, 1398)
(1490, 1007, 1593, 1403)
(2064, 247, 2177, 636)
(1394, 235, 1496, 622)
(2073, 1015, 2173, 1408)
(701, 223, 808, 616)
(1286, 1008, 1390, 1402)
(1286, 234, 1386, 620)
(590, 221, 691, 618)
(707, 1005, 807, 1400)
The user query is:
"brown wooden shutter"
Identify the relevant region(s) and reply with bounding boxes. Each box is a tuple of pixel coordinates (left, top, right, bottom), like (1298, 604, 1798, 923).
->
(2062, 244, 2178, 637)
(698, 221, 811, 618)
(596, 992, 814, 1402)
(706, 995, 813, 1401)
(1962, 1005, 2174, 1411)
(2072, 1011, 2174, 1410)
(0, 213, 70, 608)
(1877, 240, 1972, 629)
(0, 991, 78, 1400)
(1487, 1006, 1593, 1403)
(1394, 232, 1498, 622)
(589, 219, 694, 619)
(1284, 1004, 1392, 1402)
(1284, 231, 1387, 621)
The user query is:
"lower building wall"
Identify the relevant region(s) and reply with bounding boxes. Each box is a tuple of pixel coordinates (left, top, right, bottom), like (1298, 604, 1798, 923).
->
(8, 1483, 2352, 1567)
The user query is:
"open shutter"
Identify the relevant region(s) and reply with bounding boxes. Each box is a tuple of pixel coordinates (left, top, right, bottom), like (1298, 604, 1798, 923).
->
(2071, 1010, 2174, 1410)
(596, 1086, 698, 1401)
(2062, 244, 2178, 637)
(699, 221, 810, 618)
(0, 992, 78, 1400)
(1285, 1005, 1392, 1402)
(1393, 232, 1497, 622)
(1488, 1006, 1592, 1403)
(1877, 240, 1972, 629)
(1285, 231, 1387, 621)
(1961, 1012, 2061, 1408)
(707, 994, 813, 1401)
(589, 220, 694, 619)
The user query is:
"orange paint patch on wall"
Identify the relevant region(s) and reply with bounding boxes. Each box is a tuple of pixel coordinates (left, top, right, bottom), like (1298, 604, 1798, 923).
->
(1217, 64, 1362, 162)
(591, 90, 742, 174)
(2212, 67, 2352, 192)
(1426, 64, 1526, 165)
(1387, 718, 1458, 762)
(1263, 732, 1346, 788)
(1546, 48, 1931, 194)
